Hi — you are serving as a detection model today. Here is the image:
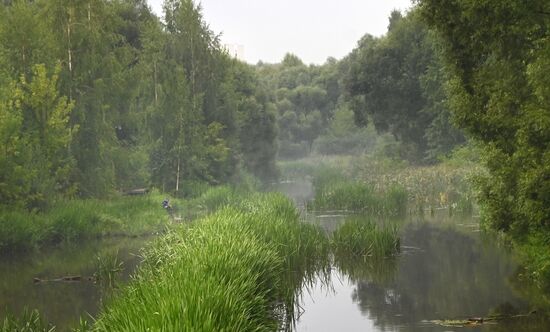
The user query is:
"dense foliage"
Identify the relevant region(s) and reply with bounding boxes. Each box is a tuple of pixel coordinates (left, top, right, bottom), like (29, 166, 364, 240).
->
(417, 0, 550, 287)
(417, 1, 550, 234)
(344, 10, 465, 163)
(255, 54, 341, 158)
(0, 0, 277, 209)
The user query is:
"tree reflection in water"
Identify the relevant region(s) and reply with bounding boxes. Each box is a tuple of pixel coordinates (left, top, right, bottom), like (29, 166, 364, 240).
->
(337, 221, 536, 331)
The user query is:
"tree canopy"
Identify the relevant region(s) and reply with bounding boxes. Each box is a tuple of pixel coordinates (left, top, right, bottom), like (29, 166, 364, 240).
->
(418, 0, 550, 232)
(0, 0, 278, 208)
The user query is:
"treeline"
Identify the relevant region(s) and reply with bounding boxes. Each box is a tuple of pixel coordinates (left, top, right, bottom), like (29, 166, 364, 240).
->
(254, 11, 465, 163)
(416, 1, 550, 248)
(0, 0, 277, 209)
(257, 2, 550, 288)
(345, 10, 466, 162)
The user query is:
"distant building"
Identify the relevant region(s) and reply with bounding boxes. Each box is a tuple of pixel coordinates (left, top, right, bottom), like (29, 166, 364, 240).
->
(224, 44, 245, 61)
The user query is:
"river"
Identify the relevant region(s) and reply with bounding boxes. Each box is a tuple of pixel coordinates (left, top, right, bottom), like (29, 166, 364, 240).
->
(276, 179, 550, 332)
(1, 180, 549, 331)
(0, 236, 150, 331)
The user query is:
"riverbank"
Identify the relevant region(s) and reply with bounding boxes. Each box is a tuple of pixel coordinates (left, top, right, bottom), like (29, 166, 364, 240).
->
(0, 192, 170, 253)
(94, 193, 330, 331)
(280, 153, 481, 216)
(281, 154, 550, 308)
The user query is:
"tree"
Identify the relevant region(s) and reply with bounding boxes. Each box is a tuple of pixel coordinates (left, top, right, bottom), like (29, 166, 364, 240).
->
(0, 82, 31, 206)
(418, 0, 550, 231)
(345, 10, 464, 162)
(0, 64, 75, 208)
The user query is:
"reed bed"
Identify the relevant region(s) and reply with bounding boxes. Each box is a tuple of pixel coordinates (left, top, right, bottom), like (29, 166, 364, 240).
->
(94, 193, 329, 331)
(331, 217, 400, 259)
(279, 154, 480, 216)
(309, 181, 407, 217)
(352, 156, 481, 214)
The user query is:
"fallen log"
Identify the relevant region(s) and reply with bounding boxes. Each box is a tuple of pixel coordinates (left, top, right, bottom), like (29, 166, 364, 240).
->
(124, 188, 149, 196)
(33, 275, 96, 283)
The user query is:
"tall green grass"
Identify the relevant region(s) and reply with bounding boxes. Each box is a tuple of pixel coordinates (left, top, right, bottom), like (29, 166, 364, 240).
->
(1, 308, 55, 332)
(0, 192, 169, 252)
(310, 181, 407, 217)
(331, 217, 400, 259)
(352, 155, 480, 215)
(94, 193, 329, 331)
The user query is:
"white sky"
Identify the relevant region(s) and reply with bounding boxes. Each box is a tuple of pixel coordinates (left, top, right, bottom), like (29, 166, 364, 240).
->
(147, 0, 413, 65)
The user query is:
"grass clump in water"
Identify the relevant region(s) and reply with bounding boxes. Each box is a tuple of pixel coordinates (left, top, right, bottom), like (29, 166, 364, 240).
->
(94, 193, 329, 331)
(310, 181, 407, 217)
(331, 217, 400, 259)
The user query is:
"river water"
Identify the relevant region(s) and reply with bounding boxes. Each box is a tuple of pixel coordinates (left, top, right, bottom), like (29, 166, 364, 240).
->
(275, 179, 550, 332)
(0, 236, 149, 331)
(1, 180, 549, 331)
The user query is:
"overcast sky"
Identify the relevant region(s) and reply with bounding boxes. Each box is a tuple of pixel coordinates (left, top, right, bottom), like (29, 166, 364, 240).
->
(147, 0, 413, 65)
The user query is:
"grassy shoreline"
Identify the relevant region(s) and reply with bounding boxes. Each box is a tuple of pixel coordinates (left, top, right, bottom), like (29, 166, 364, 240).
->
(1, 183, 404, 331)
(93, 193, 329, 331)
(0, 192, 170, 253)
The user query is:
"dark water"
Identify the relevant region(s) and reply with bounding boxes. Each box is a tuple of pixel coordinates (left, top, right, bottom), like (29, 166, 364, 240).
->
(274, 180, 550, 332)
(0, 236, 149, 331)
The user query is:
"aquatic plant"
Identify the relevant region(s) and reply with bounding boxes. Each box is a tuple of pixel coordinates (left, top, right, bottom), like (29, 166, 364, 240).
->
(93, 193, 329, 331)
(1, 308, 55, 332)
(351, 155, 480, 215)
(331, 217, 400, 259)
(280, 154, 479, 216)
(309, 181, 407, 217)
(94, 251, 124, 289)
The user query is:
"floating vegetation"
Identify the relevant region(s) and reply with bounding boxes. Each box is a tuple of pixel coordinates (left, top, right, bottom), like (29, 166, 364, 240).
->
(430, 310, 538, 328)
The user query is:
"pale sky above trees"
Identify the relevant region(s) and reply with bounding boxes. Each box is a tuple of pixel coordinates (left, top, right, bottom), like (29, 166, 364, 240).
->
(147, 0, 412, 64)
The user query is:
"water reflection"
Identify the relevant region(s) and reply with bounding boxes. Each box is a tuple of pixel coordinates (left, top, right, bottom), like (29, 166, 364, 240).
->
(268, 179, 550, 331)
(295, 217, 545, 331)
(0, 237, 149, 331)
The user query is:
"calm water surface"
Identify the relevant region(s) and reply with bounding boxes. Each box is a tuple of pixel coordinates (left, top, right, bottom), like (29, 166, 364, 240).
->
(0, 236, 149, 331)
(2, 181, 549, 331)
(275, 179, 550, 332)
